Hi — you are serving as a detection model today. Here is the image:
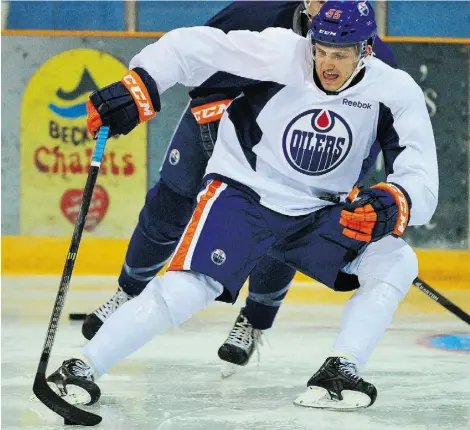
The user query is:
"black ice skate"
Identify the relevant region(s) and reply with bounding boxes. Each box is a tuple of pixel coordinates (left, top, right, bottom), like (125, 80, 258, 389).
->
(46, 359, 101, 406)
(218, 308, 263, 378)
(82, 287, 132, 340)
(294, 357, 377, 410)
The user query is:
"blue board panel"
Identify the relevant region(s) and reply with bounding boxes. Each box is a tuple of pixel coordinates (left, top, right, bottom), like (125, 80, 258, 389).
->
(7, 1, 54, 30)
(7, 1, 125, 31)
(54, 1, 125, 31)
(138, 1, 230, 32)
(388, 1, 470, 38)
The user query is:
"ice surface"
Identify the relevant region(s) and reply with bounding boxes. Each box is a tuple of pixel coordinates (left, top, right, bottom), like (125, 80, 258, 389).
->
(2, 276, 469, 429)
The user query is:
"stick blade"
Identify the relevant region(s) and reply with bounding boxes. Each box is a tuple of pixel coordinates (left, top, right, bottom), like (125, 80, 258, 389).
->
(33, 374, 102, 426)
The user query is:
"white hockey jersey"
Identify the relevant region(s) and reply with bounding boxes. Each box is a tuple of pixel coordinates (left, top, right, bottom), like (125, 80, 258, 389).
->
(130, 26, 438, 225)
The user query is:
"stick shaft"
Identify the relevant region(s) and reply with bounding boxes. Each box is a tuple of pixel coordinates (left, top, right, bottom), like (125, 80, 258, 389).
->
(36, 126, 110, 374)
(413, 277, 470, 325)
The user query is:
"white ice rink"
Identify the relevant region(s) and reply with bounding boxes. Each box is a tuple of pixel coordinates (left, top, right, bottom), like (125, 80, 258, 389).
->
(2, 276, 469, 429)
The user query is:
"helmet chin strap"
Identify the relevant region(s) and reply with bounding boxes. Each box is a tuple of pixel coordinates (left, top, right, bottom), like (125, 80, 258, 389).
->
(333, 54, 371, 93)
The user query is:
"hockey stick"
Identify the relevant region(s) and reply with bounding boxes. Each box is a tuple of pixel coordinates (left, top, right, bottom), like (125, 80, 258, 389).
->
(32, 126, 110, 426)
(413, 277, 470, 325)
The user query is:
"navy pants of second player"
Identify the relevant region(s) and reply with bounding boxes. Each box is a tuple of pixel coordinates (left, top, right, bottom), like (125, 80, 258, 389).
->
(118, 106, 296, 330)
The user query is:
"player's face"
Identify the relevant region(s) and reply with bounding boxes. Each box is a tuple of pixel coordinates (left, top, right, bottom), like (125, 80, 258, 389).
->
(314, 43, 366, 91)
(305, 0, 327, 21)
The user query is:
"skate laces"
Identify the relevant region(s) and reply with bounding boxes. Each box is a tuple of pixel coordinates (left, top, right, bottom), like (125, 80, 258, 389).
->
(253, 329, 265, 366)
(226, 314, 264, 352)
(337, 358, 360, 381)
(94, 287, 131, 321)
(66, 359, 94, 381)
(225, 314, 254, 350)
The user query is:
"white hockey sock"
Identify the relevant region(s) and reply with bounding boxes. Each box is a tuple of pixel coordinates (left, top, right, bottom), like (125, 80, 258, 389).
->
(82, 271, 223, 376)
(332, 279, 405, 369)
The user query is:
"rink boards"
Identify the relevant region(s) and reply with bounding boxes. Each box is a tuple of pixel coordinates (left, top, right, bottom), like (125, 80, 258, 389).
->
(2, 235, 469, 290)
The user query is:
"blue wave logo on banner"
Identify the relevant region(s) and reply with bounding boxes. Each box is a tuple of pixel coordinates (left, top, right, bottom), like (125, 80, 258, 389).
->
(48, 102, 88, 119)
(48, 68, 98, 119)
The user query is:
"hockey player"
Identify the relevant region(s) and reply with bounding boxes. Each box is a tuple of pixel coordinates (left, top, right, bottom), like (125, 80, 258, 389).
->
(47, 1, 437, 409)
(82, 0, 397, 372)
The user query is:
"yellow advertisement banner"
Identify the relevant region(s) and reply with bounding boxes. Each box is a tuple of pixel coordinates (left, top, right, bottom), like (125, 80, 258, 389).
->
(20, 48, 146, 237)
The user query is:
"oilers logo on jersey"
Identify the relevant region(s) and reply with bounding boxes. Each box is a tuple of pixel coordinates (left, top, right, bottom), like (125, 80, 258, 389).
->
(129, 25, 437, 218)
(169, 148, 180, 165)
(282, 109, 353, 176)
(211, 249, 226, 265)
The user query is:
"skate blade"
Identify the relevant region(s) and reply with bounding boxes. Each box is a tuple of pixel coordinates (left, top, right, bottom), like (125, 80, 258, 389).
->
(293, 386, 371, 410)
(46, 382, 92, 405)
(220, 363, 238, 379)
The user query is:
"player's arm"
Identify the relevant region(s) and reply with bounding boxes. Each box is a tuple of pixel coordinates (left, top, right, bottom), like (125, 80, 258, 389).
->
(188, 90, 239, 158)
(86, 26, 305, 137)
(378, 76, 438, 226)
(130, 26, 304, 93)
(170, 2, 292, 157)
(340, 75, 438, 242)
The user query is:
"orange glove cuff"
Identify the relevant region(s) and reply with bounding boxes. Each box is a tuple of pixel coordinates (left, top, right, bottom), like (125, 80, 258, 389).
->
(86, 100, 102, 138)
(190, 99, 232, 124)
(121, 70, 157, 124)
(371, 182, 410, 236)
(346, 185, 361, 202)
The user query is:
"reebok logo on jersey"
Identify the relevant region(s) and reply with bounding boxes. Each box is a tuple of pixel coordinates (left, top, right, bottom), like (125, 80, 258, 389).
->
(342, 98, 372, 110)
(282, 109, 352, 176)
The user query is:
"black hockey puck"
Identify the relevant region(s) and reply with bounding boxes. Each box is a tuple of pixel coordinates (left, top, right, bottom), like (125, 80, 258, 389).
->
(69, 313, 87, 321)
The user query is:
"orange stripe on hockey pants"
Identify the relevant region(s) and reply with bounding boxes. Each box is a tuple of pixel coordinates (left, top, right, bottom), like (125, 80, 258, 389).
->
(168, 180, 224, 271)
